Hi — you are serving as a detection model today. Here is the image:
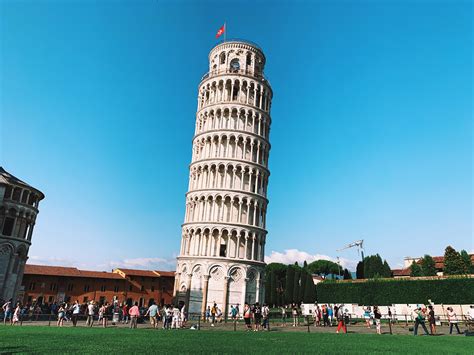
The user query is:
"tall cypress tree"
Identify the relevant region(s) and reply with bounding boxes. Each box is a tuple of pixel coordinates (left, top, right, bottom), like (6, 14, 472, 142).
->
(420, 255, 437, 276)
(356, 261, 364, 279)
(270, 271, 277, 306)
(410, 261, 422, 276)
(460, 250, 473, 274)
(299, 269, 307, 301)
(293, 268, 301, 303)
(285, 266, 295, 304)
(303, 273, 316, 303)
(444, 246, 467, 275)
(264, 270, 272, 304)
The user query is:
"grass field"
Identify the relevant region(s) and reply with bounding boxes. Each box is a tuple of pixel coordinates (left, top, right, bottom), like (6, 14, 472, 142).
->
(0, 326, 473, 354)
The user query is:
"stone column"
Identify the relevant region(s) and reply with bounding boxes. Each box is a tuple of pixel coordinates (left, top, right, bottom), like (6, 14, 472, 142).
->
(241, 277, 249, 308)
(185, 274, 192, 309)
(222, 276, 230, 320)
(173, 272, 180, 297)
(201, 275, 210, 320)
(255, 274, 261, 303)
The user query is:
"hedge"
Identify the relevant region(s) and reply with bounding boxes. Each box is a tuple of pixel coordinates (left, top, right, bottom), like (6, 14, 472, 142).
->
(315, 277, 474, 305)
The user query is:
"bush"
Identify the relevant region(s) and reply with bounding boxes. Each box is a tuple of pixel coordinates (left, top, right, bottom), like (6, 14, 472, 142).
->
(316, 277, 474, 305)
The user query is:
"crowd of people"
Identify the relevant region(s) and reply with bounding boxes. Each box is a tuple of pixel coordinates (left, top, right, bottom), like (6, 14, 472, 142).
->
(1, 297, 473, 336)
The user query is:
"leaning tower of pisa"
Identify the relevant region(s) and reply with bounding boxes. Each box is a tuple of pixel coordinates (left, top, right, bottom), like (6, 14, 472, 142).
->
(174, 40, 273, 317)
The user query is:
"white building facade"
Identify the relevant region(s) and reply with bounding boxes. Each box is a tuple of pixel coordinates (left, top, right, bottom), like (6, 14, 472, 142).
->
(174, 40, 273, 317)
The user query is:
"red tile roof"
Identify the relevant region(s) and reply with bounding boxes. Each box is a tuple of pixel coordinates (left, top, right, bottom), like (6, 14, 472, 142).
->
(113, 268, 175, 278)
(392, 268, 411, 277)
(156, 271, 175, 278)
(24, 264, 123, 280)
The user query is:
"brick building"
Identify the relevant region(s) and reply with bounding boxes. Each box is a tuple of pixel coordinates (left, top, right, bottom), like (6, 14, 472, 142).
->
(20, 264, 175, 307)
(392, 254, 474, 278)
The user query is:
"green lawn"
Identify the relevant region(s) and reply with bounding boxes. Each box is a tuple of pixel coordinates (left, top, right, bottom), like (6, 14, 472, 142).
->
(0, 326, 472, 354)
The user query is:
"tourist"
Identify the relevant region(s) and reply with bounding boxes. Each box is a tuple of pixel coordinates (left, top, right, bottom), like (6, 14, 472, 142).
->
(145, 301, 159, 329)
(210, 303, 217, 326)
(321, 304, 329, 327)
(100, 303, 108, 328)
(335, 306, 346, 334)
(3, 299, 13, 325)
(71, 300, 80, 327)
(217, 307, 223, 323)
(363, 307, 371, 328)
(447, 307, 461, 335)
(468, 305, 474, 320)
(205, 306, 211, 323)
(180, 303, 186, 328)
(253, 302, 262, 331)
(315, 304, 321, 327)
(373, 306, 382, 334)
(292, 304, 299, 327)
(171, 304, 180, 329)
(428, 305, 436, 335)
(12, 302, 21, 326)
(281, 306, 287, 324)
(230, 305, 238, 321)
(86, 301, 95, 327)
(122, 303, 129, 324)
(57, 304, 65, 327)
(129, 302, 140, 329)
(243, 303, 252, 331)
(163, 305, 172, 329)
(262, 304, 270, 329)
(328, 305, 333, 326)
(413, 307, 429, 336)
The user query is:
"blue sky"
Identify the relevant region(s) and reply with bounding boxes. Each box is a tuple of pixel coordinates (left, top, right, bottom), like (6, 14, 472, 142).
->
(1, 0, 472, 271)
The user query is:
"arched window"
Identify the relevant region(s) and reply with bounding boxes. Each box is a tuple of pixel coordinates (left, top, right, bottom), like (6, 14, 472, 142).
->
(230, 59, 240, 73)
(220, 52, 226, 64)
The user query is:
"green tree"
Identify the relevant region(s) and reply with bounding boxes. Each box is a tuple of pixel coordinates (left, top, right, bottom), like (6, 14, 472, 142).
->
(460, 250, 473, 274)
(356, 261, 364, 279)
(363, 254, 386, 278)
(420, 255, 437, 276)
(303, 273, 316, 302)
(293, 268, 301, 303)
(410, 261, 422, 277)
(383, 260, 392, 277)
(307, 260, 340, 278)
(270, 271, 277, 306)
(284, 266, 295, 304)
(264, 270, 272, 304)
(299, 269, 307, 301)
(343, 268, 352, 280)
(303, 260, 308, 269)
(444, 246, 468, 275)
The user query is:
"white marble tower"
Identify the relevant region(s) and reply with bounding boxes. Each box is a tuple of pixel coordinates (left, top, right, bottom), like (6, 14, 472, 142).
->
(174, 40, 273, 317)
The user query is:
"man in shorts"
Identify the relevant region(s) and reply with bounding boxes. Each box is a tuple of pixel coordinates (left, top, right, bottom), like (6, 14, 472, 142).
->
(253, 302, 262, 331)
(145, 301, 159, 329)
(3, 299, 13, 325)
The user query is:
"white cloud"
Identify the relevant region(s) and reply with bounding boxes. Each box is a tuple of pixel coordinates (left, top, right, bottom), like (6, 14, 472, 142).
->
(28, 256, 79, 267)
(265, 249, 357, 271)
(101, 257, 177, 271)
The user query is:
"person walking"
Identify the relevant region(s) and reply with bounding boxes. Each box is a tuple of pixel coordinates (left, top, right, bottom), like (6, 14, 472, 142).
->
(447, 307, 461, 335)
(3, 299, 13, 325)
(292, 305, 299, 327)
(129, 302, 140, 329)
(210, 303, 217, 327)
(71, 301, 80, 327)
(413, 307, 429, 336)
(315, 304, 321, 327)
(100, 303, 108, 328)
(364, 307, 371, 329)
(243, 303, 252, 331)
(145, 302, 159, 329)
(57, 304, 65, 327)
(335, 306, 347, 334)
(262, 304, 270, 329)
(373, 306, 382, 334)
(12, 302, 21, 326)
(328, 306, 333, 326)
(281, 306, 287, 325)
(253, 302, 262, 331)
(86, 301, 95, 327)
(428, 305, 436, 335)
(122, 303, 129, 324)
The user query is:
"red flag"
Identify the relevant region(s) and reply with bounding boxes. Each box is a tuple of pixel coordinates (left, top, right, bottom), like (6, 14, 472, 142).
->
(216, 24, 225, 39)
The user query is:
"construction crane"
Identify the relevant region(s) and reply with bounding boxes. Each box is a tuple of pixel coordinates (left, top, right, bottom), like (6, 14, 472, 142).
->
(337, 239, 365, 262)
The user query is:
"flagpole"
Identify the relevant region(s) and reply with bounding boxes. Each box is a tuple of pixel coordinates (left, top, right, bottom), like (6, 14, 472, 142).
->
(224, 21, 226, 43)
